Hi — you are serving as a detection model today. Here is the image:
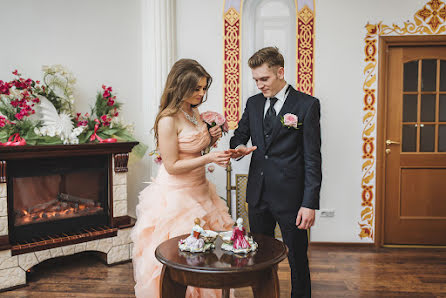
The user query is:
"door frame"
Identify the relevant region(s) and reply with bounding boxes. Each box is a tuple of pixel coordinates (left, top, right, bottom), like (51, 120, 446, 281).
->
(376, 35, 446, 248)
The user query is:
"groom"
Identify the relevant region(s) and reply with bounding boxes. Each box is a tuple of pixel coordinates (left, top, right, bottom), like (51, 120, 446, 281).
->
(230, 47, 322, 298)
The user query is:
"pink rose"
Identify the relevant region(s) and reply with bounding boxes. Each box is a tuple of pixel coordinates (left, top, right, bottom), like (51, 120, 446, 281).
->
(215, 113, 226, 126)
(283, 113, 298, 128)
(201, 111, 216, 125)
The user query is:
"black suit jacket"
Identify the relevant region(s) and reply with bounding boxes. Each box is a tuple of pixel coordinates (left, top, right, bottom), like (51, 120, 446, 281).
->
(230, 86, 322, 216)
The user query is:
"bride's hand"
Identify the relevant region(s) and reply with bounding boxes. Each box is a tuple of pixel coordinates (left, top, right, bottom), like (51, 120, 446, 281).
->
(209, 125, 222, 139)
(208, 151, 231, 168)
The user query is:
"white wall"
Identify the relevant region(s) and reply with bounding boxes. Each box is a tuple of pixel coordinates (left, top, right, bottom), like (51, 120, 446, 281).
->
(1, 0, 433, 242)
(312, 0, 428, 242)
(176, 0, 431, 242)
(0, 0, 147, 218)
(176, 0, 229, 198)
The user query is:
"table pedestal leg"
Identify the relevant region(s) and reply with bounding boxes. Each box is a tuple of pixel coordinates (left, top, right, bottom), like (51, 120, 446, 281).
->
(222, 288, 230, 298)
(251, 265, 280, 298)
(160, 265, 187, 298)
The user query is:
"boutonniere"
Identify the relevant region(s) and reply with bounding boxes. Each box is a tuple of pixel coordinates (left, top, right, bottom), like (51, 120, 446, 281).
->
(280, 113, 302, 129)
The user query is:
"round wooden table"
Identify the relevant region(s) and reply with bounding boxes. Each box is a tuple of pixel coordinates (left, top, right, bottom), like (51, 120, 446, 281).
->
(155, 233, 288, 298)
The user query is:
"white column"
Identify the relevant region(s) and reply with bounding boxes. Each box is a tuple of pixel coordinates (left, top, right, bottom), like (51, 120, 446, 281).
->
(128, 0, 176, 217)
(143, 0, 176, 169)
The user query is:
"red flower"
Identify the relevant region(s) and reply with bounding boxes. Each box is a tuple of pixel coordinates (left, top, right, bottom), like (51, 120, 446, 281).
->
(0, 80, 11, 95)
(12, 80, 27, 89)
(107, 100, 114, 106)
(0, 116, 5, 128)
(15, 113, 24, 120)
(12, 70, 18, 76)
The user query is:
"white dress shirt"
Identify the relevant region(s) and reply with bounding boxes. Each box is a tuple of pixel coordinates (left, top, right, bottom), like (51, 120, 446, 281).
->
(263, 83, 290, 118)
(234, 83, 291, 154)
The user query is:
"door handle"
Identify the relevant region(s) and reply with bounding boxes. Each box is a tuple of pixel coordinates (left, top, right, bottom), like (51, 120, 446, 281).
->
(386, 140, 400, 146)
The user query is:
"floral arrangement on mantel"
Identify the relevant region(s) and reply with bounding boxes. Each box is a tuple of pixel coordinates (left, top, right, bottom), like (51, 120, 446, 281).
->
(0, 65, 144, 152)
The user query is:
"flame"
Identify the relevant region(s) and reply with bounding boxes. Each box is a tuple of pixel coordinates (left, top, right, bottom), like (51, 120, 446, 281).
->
(16, 202, 102, 226)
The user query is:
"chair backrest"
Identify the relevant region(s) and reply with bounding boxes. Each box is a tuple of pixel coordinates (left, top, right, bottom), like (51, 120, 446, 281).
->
(226, 164, 282, 239)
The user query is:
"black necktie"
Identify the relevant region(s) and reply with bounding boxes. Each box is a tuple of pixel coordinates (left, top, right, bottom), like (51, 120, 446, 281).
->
(263, 97, 278, 138)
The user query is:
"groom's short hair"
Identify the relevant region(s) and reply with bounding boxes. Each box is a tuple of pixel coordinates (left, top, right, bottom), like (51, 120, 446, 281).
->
(248, 47, 284, 69)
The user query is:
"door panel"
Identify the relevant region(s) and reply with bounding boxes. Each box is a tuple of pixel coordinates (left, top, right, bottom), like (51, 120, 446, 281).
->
(384, 46, 446, 245)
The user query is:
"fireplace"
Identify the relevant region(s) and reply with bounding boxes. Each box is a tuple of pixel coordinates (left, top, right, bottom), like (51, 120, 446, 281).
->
(0, 142, 137, 291)
(8, 155, 109, 244)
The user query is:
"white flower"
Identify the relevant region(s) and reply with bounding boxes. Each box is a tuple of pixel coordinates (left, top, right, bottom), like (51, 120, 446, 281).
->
(47, 128, 56, 137)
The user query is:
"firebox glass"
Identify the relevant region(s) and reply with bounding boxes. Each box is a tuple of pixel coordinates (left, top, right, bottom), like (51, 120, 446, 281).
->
(13, 171, 106, 226)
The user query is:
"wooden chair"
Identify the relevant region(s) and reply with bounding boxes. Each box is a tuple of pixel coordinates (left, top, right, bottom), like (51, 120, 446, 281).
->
(226, 163, 282, 239)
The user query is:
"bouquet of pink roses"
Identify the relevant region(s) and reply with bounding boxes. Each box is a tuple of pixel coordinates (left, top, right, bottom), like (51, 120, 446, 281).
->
(200, 111, 229, 154)
(200, 111, 229, 134)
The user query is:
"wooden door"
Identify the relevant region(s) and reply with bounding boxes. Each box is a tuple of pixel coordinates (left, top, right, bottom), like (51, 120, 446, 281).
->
(384, 46, 446, 245)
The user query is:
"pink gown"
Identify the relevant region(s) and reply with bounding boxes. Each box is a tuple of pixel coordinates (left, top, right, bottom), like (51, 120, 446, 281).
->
(131, 123, 234, 298)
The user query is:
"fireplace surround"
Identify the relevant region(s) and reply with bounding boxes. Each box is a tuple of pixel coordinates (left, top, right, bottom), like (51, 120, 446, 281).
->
(0, 142, 137, 291)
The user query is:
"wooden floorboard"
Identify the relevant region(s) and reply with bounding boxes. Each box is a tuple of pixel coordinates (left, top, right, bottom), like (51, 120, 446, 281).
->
(1, 246, 445, 297)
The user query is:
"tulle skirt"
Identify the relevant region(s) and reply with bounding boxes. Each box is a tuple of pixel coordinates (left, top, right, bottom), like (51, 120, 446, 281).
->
(131, 165, 234, 298)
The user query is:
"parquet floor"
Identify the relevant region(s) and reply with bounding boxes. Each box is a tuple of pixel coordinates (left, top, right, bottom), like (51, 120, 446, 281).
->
(1, 246, 445, 297)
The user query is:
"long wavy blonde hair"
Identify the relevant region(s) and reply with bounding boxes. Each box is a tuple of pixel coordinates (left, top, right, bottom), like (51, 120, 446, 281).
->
(153, 59, 212, 146)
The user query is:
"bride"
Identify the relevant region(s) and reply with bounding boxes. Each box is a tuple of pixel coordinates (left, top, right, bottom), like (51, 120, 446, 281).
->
(131, 59, 235, 298)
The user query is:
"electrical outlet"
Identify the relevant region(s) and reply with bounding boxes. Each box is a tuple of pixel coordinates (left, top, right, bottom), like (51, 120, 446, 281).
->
(320, 209, 335, 217)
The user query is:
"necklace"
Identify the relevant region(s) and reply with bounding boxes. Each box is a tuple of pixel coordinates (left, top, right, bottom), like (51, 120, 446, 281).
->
(180, 108, 198, 126)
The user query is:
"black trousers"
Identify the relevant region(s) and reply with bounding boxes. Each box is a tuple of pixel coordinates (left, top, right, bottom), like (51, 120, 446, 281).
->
(248, 199, 311, 298)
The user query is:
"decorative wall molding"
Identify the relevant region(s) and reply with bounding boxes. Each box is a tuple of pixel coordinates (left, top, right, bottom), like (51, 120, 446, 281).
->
(224, 0, 316, 130)
(360, 0, 446, 240)
(223, 0, 242, 130)
(295, 0, 315, 95)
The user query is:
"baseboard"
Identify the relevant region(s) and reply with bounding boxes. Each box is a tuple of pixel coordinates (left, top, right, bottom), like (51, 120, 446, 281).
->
(309, 242, 375, 248)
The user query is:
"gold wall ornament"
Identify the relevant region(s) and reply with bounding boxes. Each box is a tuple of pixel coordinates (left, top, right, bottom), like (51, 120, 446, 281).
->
(360, 0, 446, 240)
(223, 3, 242, 130)
(223, 1, 316, 128)
(415, 0, 446, 33)
(296, 3, 315, 95)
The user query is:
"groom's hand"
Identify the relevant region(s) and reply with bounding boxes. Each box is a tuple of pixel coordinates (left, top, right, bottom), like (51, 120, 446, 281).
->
(228, 146, 257, 159)
(296, 207, 315, 230)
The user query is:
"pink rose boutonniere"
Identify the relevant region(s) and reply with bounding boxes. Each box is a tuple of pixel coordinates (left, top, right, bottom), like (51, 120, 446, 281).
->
(280, 113, 302, 129)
